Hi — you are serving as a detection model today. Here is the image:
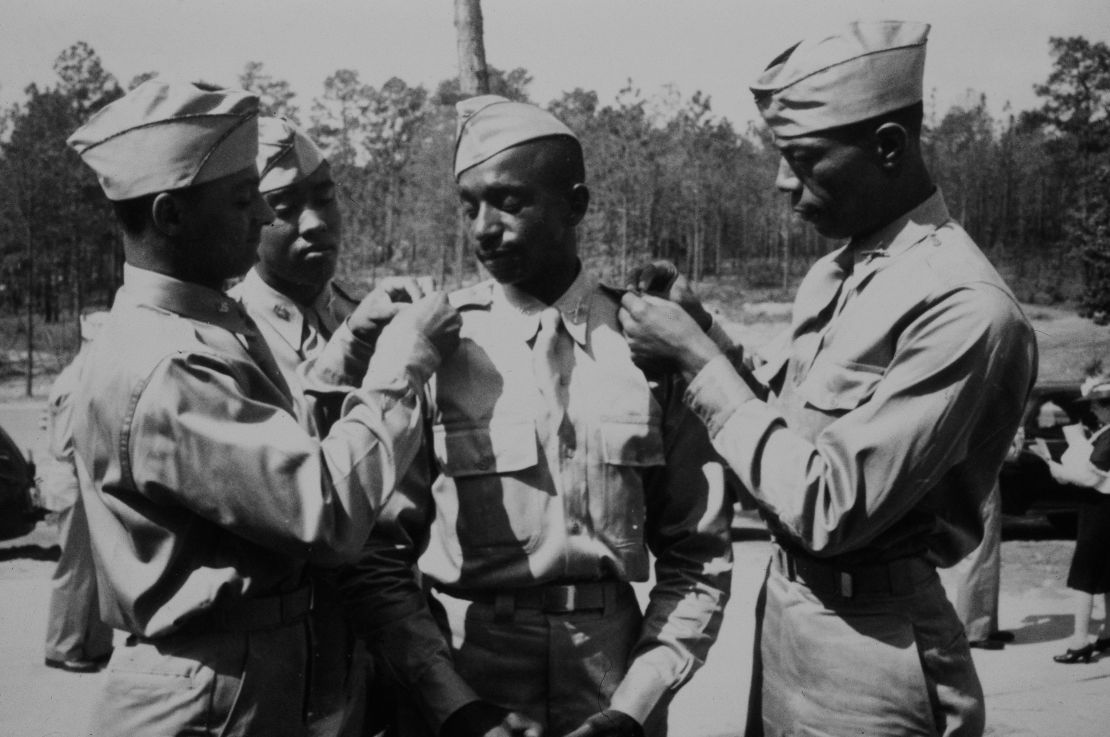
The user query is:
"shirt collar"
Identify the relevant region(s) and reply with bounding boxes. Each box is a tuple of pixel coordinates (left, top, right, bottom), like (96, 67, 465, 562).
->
(844, 188, 951, 269)
(492, 267, 595, 347)
(120, 264, 250, 333)
(237, 268, 306, 349)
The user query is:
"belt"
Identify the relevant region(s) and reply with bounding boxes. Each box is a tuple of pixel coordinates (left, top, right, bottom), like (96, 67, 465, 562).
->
(440, 581, 629, 616)
(192, 584, 315, 633)
(772, 547, 934, 599)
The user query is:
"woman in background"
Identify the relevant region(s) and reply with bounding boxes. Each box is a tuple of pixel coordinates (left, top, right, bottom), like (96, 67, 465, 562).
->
(1033, 372, 1110, 663)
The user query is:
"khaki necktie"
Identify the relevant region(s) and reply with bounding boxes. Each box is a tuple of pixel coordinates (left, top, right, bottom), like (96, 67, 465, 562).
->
(533, 307, 570, 437)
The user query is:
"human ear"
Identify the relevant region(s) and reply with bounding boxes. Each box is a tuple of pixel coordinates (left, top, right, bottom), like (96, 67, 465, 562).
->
(567, 183, 590, 226)
(874, 122, 908, 170)
(151, 192, 185, 237)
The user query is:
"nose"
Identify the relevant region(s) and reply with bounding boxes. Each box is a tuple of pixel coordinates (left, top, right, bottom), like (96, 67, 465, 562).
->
(253, 190, 275, 225)
(300, 206, 328, 236)
(775, 158, 801, 193)
(472, 203, 501, 244)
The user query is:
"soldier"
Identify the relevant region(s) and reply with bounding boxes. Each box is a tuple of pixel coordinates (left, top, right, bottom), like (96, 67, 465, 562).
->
(618, 21, 1037, 737)
(339, 96, 734, 737)
(41, 311, 114, 674)
(66, 79, 459, 736)
(230, 116, 429, 737)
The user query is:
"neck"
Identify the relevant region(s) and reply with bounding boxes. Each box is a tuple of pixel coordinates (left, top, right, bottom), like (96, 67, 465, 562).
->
(123, 237, 225, 291)
(256, 267, 326, 308)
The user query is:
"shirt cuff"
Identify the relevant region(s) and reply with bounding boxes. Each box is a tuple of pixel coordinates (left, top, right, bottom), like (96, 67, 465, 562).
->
(303, 321, 376, 390)
(683, 354, 757, 437)
(608, 646, 687, 725)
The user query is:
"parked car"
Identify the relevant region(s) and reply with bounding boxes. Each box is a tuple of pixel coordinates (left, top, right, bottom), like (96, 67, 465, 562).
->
(0, 420, 37, 540)
(999, 380, 1102, 535)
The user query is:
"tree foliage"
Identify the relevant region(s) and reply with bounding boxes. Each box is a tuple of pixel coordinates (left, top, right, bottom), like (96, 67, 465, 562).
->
(1, 36, 1101, 345)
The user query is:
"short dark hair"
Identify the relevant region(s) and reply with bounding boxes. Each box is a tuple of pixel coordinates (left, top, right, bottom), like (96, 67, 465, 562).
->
(531, 135, 586, 190)
(833, 101, 924, 143)
(111, 193, 158, 235)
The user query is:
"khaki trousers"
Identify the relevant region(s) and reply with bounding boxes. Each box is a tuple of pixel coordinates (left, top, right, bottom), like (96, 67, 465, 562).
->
(748, 559, 984, 737)
(394, 585, 669, 737)
(44, 496, 114, 663)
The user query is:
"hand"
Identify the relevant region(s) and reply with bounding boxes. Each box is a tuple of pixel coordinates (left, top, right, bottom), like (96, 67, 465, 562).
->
(441, 701, 543, 737)
(619, 291, 722, 379)
(562, 709, 644, 737)
(374, 275, 435, 304)
(389, 291, 461, 360)
(348, 276, 435, 341)
(625, 260, 712, 332)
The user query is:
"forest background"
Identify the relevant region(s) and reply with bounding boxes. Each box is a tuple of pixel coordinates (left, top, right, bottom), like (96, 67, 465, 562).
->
(1, 35, 1109, 392)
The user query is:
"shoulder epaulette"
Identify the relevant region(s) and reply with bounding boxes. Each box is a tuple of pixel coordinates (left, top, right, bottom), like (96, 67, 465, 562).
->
(449, 280, 495, 310)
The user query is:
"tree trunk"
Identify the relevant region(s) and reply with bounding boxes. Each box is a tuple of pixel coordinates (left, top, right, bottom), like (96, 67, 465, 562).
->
(455, 0, 489, 96)
(453, 0, 489, 287)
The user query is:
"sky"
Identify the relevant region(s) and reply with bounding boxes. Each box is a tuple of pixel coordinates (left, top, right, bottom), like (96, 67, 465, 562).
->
(1, 0, 1109, 131)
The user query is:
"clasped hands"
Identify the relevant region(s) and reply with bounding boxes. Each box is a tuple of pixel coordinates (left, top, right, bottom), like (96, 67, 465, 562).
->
(618, 260, 723, 380)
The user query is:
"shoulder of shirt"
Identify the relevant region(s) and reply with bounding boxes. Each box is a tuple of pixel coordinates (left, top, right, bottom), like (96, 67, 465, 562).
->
(449, 280, 495, 311)
(330, 278, 369, 305)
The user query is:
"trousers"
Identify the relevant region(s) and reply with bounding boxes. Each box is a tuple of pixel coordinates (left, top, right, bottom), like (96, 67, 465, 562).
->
(44, 495, 114, 663)
(748, 554, 984, 737)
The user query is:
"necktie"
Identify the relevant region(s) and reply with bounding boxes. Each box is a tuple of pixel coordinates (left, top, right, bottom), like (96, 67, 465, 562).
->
(533, 307, 570, 437)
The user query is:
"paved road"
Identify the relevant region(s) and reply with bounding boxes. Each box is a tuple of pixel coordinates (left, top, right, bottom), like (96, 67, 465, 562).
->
(2, 401, 1108, 736)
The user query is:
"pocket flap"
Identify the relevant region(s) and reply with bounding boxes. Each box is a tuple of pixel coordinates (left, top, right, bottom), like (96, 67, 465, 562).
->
(433, 422, 538, 478)
(799, 359, 883, 412)
(599, 420, 665, 467)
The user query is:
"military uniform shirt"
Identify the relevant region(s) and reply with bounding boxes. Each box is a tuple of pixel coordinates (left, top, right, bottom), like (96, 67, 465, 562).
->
(684, 191, 1036, 565)
(338, 269, 734, 729)
(72, 265, 436, 638)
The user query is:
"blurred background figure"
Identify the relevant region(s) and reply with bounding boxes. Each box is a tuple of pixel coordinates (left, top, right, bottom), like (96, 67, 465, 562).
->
(41, 311, 114, 673)
(1032, 371, 1110, 663)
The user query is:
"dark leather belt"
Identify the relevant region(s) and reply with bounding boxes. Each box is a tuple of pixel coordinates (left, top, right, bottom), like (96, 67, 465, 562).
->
(772, 547, 934, 599)
(441, 581, 629, 616)
(193, 584, 314, 632)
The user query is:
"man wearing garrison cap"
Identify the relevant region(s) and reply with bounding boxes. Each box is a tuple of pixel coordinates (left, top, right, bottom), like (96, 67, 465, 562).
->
(619, 21, 1036, 737)
(229, 116, 436, 737)
(66, 80, 459, 736)
(339, 95, 733, 737)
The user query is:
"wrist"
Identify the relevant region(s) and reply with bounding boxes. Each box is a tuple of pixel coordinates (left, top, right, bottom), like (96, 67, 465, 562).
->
(677, 333, 724, 382)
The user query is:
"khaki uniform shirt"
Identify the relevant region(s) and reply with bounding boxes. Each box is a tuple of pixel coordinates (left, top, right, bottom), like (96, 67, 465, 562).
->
(339, 270, 734, 729)
(40, 352, 86, 511)
(73, 265, 435, 638)
(686, 191, 1036, 565)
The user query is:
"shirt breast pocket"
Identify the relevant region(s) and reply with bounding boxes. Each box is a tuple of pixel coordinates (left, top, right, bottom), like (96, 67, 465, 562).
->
(433, 421, 547, 552)
(590, 420, 665, 548)
(798, 358, 884, 414)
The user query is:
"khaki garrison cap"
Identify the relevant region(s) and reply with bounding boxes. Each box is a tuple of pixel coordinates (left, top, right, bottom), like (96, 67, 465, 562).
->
(751, 20, 930, 138)
(257, 117, 325, 194)
(453, 95, 577, 178)
(67, 79, 260, 201)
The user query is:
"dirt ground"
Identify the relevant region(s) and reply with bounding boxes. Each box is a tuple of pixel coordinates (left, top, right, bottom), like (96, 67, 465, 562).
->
(2, 301, 1109, 735)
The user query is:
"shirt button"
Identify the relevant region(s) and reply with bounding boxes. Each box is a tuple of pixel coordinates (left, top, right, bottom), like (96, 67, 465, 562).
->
(562, 446, 575, 459)
(569, 522, 582, 534)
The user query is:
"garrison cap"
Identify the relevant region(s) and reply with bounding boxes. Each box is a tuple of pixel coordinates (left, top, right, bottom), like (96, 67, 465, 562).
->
(257, 116, 325, 193)
(67, 79, 260, 200)
(453, 95, 577, 178)
(751, 20, 929, 137)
